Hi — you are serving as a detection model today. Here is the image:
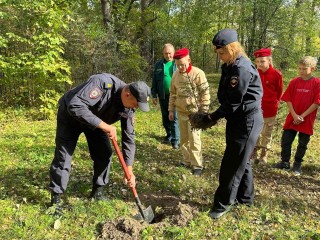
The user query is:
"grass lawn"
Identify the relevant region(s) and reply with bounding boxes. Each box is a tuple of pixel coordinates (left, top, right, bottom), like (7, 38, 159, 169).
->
(0, 70, 319, 239)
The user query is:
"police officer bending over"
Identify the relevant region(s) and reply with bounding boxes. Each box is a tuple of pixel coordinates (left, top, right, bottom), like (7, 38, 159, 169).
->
(49, 73, 150, 211)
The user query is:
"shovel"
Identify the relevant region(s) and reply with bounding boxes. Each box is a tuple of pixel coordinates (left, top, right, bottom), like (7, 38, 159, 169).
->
(111, 138, 155, 223)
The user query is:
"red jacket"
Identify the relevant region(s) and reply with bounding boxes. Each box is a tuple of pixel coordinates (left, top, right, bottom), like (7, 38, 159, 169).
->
(258, 66, 283, 118)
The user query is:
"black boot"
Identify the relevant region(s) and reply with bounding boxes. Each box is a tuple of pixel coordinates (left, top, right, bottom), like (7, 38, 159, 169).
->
(292, 162, 302, 176)
(50, 192, 63, 216)
(90, 185, 107, 201)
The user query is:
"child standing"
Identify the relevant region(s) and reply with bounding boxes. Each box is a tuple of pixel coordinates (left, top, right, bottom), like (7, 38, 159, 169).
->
(275, 56, 320, 175)
(252, 48, 283, 164)
(168, 48, 210, 176)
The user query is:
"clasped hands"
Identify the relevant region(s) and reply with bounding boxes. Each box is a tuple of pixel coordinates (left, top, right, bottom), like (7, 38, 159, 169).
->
(293, 115, 304, 125)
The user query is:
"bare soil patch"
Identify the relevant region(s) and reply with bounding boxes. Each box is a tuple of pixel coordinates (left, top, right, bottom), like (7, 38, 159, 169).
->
(97, 194, 199, 239)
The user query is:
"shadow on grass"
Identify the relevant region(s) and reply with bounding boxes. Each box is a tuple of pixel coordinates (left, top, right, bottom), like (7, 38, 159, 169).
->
(253, 163, 320, 215)
(0, 166, 50, 204)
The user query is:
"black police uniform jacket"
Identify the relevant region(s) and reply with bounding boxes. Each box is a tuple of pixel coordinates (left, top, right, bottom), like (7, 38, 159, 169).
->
(210, 55, 263, 120)
(59, 73, 135, 165)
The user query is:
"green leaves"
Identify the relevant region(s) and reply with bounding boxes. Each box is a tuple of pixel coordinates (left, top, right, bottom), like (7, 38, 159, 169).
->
(0, 0, 71, 108)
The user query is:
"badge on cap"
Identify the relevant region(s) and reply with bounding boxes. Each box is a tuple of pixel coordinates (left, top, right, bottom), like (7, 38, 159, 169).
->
(230, 77, 239, 87)
(89, 87, 102, 99)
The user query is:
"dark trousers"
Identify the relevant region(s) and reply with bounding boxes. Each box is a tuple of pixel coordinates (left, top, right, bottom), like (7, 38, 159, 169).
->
(49, 104, 112, 194)
(159, 94, 179, 145)
(281, 129, 310, 163)
(213, 110, 263, 212)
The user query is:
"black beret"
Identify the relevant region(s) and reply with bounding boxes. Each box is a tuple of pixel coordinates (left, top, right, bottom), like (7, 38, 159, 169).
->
(212, 29, 238, 48)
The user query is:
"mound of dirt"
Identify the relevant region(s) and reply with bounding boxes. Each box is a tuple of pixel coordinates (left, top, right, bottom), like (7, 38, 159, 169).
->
(156, 202, 196, 227)
(97, 218, 145, 240)
(98, 197, 199, 239)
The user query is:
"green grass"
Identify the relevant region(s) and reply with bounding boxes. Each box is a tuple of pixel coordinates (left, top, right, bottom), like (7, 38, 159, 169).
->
(0, 70, 319, 239)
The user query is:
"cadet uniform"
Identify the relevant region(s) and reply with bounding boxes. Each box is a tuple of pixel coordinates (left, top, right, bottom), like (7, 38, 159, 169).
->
(169, 48, 210, 174)
(49, 73, 149, 199)
(253, 48, 283, 163)
(209, 29, 263, 218)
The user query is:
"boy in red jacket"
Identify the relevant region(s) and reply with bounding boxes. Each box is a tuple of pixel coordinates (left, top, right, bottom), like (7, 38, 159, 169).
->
(251, 48, 283, 164)
(275, 56, 320, 175)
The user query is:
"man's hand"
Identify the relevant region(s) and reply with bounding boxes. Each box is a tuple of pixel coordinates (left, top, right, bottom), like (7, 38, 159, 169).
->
(124, 166, 136, 188)
(98, 121, 117, 140)
(152, 98, 158, 105)
(189, 112, 217, 130)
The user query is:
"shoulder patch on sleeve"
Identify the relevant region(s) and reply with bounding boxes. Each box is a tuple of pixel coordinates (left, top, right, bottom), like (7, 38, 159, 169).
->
(89, 87, 102, 99)
(230, 76, 239, 87)
(103, 82, 113, 89)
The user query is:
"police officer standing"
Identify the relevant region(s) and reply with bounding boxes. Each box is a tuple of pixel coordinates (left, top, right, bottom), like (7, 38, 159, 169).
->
(49, 73, 150, 212)
(191, 29, 263, 219)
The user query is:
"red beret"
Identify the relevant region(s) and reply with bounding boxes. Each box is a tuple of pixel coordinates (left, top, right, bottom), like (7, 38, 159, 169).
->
(173, 48, 189, 59)
(254, 48, 272, 58)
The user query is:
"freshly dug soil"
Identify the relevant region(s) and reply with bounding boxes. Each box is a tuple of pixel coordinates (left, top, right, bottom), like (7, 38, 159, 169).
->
(98, 194, 199, 239)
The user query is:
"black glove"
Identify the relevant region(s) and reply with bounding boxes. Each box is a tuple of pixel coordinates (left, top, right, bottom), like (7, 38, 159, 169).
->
(189, 112, 217, 130)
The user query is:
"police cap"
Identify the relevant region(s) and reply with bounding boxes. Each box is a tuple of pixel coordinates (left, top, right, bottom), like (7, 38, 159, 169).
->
(128, 81, 151, 112)
(212, 29, 238, 48)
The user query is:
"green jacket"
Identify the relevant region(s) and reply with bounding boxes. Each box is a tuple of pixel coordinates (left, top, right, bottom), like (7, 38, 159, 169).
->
(151, 59, 176, 100)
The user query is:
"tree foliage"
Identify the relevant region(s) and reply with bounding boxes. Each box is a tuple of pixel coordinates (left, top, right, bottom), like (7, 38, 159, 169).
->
(0, 0, 72, 109)
(0, 0, 319, 112)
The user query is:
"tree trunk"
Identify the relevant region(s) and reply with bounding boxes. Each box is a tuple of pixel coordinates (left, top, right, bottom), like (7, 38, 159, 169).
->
(100, 0, 112, 28)
(247, 0, 257, 56)
(140, 0, 148, 57)
(305, 0, 317, 54)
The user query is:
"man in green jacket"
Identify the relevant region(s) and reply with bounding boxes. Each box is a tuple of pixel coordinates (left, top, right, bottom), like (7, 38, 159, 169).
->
(151, 43, 180, 149)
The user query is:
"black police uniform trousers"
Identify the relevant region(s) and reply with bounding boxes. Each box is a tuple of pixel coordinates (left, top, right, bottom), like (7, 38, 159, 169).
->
(213, 110, 263, 212)
(49, 103, 112, 194)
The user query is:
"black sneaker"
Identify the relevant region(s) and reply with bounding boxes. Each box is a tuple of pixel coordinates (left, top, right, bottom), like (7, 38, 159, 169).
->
(209, 205, 233, 220)
(274, 161, 290, 170)
(172, 143, 179, 149)
(50, 193, 63, 216)
(90, 186, 107, 201)
(162, 137, 171, 145)
(192, 168, 203, 176)
(292, 162, 302, 176)
(209, 210, 227, 219)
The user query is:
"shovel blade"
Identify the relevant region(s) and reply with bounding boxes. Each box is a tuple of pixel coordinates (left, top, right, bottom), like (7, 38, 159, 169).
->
(142, 205, 154, 223)
(135, 205, 154, 223)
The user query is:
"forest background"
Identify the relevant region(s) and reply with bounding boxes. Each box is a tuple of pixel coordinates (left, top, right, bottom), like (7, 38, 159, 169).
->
(1, 0, 320, 118)
(1, 1, 320, 239)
